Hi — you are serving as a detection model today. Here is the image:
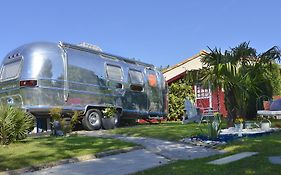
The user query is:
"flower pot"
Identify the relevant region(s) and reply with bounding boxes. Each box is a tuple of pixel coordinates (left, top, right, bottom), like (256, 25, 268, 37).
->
(261, 122, 271, 130)
(102, 118, 116, 130)
(234, 123, 243, 132)
(263, 101, 270, 110)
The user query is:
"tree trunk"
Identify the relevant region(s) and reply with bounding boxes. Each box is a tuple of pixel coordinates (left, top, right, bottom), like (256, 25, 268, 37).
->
(224, 87, 237, 127)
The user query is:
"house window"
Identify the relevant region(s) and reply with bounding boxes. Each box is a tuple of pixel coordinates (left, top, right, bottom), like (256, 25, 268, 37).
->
(196, 84, 210, 98)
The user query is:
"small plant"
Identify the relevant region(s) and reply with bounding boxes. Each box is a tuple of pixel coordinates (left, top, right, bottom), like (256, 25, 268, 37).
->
(70, 111, 79, 130)
(102, 106, 117, 118)
(49, 108, 80, 136)
(234, 116, 244, 124)
(0, 105, 34, 145)
(199, 112, 222, 140)
(208, 112, 222, 140)
(50, 108, 62, 121)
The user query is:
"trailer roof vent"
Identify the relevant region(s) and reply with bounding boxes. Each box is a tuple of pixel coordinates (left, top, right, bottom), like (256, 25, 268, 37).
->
(78, 42, 102, 52)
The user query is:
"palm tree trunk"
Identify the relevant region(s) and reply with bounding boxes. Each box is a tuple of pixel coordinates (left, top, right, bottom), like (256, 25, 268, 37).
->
(224, 87, 237, 127)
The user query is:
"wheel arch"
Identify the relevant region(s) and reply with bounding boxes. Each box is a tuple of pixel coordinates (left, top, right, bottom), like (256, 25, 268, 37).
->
(84, 105, 123, 115)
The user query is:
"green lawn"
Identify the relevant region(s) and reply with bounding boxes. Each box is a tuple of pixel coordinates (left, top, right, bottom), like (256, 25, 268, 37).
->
(135, 130, 281, 175)
(111, 120, 281, 175)
(111, 122, 208, 141)
(0, 135, 135, 171)
(2, 120, 280, 174)
(112, 120, 280, 141)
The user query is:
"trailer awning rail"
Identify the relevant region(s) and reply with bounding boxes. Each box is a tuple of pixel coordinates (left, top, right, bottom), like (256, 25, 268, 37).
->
(59, 42, 155, 68)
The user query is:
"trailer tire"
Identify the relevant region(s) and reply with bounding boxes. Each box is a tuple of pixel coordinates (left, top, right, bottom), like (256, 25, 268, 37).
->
(82, 109, 102, 130)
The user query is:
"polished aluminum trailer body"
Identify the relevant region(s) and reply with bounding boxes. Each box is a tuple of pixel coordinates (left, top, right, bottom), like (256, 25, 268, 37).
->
(0, 42, 168, 125)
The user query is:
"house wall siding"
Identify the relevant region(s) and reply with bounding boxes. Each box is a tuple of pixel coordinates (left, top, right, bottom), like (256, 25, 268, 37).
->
(211, 88, 227, 116)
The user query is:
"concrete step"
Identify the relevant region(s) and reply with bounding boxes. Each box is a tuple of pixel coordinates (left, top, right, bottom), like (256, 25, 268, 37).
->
(208, 152, 258, 165)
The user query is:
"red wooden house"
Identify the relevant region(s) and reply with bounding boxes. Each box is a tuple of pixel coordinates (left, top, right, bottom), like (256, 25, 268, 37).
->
(162, 50, 227, 116)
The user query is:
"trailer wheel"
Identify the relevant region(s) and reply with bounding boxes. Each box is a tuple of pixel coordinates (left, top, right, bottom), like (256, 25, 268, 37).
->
(82, 109, 102, 130)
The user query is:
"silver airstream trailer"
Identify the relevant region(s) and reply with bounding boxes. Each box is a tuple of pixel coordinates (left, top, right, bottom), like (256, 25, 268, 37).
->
(0, 42, 168, 131)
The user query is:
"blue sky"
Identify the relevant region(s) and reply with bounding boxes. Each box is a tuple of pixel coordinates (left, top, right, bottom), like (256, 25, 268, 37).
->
(0, 0, 280, 67)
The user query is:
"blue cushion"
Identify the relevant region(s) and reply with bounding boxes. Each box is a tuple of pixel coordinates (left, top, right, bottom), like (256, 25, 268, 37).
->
(270, 98, 281, 111)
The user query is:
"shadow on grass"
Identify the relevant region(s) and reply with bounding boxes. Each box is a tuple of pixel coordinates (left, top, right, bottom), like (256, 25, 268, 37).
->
(220, 131, 281, 155)
(0, 135, 134, 171)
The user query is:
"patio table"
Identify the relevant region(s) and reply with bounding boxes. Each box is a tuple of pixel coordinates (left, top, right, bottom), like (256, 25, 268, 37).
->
(257, 110, 281, 120)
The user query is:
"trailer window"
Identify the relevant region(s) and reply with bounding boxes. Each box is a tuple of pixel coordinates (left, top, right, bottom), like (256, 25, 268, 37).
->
(106, 65, 122, 81)
(129, 70, 143, 85)
(1, 60, 21, 80)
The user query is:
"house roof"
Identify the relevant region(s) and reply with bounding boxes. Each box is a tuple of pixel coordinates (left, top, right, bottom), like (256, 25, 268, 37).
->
(162, 50, 208, 84)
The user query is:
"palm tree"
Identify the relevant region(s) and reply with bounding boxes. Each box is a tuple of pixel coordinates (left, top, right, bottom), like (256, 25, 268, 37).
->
(200, 42, 280, 126)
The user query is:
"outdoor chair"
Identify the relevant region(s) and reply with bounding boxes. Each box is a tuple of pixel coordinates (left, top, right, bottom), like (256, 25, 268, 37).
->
(182, 98, 202, 124)
(199, 108, 218, 124)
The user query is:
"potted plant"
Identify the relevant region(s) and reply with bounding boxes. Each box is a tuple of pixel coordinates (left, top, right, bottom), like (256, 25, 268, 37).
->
(257, 115, 272, 131)
(102, 106, 118, 130)
(260, 118, 272, 131)
(234, 116, 244, 132)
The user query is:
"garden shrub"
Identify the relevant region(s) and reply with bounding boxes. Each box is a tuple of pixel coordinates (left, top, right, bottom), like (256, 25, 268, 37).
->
(0, 105, 34, 145)
(49, 108, 79, 136)
(168, 78, 195, 121)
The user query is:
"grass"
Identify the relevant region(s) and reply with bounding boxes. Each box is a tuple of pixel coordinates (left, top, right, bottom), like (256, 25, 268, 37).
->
(111, 122, 207, 141)
(0, 135, 135, 171)
(1, 120, 279, 173)
(135, 131, 281, 175)
(122, 120, 280, 175)
(112, 120, 280, 141)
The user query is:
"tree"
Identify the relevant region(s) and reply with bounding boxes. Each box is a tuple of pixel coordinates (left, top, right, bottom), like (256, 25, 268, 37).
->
(200, 42, 281, 126)
(270, 63, 281, 96)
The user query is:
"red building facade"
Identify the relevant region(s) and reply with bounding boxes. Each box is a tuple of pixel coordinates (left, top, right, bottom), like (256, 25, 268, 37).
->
(163, 51, 227, 116)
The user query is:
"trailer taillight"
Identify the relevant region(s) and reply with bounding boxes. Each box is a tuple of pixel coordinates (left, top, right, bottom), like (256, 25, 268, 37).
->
(20, 80, 37, 87)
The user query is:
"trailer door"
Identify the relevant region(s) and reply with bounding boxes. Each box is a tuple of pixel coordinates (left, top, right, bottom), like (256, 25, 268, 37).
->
(123, 69, 147, 116)
(146, 69, 162, 114)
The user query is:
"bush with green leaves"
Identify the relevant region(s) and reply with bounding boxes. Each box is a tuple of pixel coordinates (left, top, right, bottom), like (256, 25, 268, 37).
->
(168, 78, 195, 121)
(102, 106, 117, 118)
(49, 108, 79, 136)
(0, 105, 34, 145)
